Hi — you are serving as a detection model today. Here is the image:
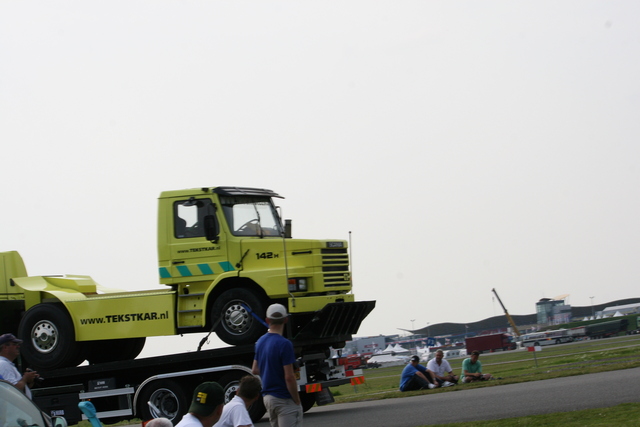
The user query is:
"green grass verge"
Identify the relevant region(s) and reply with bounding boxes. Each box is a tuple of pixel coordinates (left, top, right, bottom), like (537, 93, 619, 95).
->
(429, 402, 640, 426)
(331, 334, 640, 404)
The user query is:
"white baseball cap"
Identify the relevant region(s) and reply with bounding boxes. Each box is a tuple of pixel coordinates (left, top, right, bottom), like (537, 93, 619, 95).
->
(266, 303, 288, 320)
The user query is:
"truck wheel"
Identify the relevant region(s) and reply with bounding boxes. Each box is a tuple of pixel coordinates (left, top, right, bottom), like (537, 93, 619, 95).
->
(219, 372, 266, 423)
(299, 391, 316, 412)
(86, 337, 146, 364)
(18, 304, 84, 369)
(211, 289, 267, 346)
(138, 379, 187, 425)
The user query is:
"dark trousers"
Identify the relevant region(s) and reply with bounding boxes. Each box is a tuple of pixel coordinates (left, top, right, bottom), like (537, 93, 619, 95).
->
(402, 372, 434, 391)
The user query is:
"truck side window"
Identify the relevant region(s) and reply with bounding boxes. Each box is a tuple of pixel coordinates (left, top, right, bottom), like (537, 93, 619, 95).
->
(174, 199, 213, 238)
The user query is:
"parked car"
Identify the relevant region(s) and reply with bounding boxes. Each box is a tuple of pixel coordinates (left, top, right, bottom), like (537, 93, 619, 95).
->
(0, 380, 67, 427)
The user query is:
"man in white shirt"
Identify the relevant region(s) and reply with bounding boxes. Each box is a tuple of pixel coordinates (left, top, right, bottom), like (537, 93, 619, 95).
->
(214, 375, 261, 427)
(426, 350, 458, 387)
(0, 333, 39, 399)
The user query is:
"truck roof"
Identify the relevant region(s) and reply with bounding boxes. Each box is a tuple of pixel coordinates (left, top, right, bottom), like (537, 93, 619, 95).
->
(159, 187, 283, 199)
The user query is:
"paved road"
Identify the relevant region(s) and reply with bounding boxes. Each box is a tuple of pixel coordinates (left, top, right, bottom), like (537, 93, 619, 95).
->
(258, 367, 640, 426)
(121, 368, 640, 427)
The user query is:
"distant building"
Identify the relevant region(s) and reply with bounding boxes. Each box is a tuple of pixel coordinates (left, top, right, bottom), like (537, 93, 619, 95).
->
(343, 335, 387, 355)
(375, 297, 640, 347)
(536, 298, 570, 325)
(601, 303, 640, 317)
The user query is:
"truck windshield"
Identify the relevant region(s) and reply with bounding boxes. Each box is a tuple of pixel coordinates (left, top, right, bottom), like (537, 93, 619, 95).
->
(220, 196, 283, 237)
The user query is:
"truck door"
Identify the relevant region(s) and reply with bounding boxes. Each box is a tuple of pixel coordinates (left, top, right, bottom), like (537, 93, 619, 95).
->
(160, 197, 234, 283)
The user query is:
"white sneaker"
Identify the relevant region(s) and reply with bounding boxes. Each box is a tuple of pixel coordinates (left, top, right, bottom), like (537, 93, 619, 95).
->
(428, 383, 436, 389)
(442, 381, 453, 387)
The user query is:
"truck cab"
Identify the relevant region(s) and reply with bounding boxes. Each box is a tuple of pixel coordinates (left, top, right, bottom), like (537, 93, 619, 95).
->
(157, 186, 362, 345)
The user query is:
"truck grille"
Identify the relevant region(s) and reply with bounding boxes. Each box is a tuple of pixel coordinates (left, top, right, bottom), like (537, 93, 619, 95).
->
(321, 249, 350, 287)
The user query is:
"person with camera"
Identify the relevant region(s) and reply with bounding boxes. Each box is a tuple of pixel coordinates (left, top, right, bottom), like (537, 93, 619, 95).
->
(0, 333, 40, 399)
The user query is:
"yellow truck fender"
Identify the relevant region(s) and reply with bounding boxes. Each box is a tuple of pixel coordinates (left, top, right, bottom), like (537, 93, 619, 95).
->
(13, 276, 176, 341)
(12, 275, 122, 309)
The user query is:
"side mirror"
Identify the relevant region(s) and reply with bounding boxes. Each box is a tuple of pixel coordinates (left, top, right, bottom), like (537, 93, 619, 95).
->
(204, 215, 219, 242)
(284, 219, 292, 238)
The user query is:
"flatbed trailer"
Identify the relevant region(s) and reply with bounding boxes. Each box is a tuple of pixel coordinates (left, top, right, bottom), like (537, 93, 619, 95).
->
(31, 332, 370, 425)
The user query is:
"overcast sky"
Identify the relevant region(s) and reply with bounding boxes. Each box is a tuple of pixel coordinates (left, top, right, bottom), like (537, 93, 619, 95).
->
(2, 2, 639, 355)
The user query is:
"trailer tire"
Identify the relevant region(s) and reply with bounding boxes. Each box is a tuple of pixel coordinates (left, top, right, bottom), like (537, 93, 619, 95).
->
(18, 304, 85, 369)
(299, 391, 316, 412)
(86, 337, 146, 364)
(218, 372, 266, 423)
(138, 379, 188, 425)
(212, 288, 267, 346)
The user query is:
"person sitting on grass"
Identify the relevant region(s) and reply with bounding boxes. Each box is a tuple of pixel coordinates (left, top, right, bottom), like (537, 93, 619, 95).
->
(461, 350, 493, 383)
(399, 355, 439, 391)
(427, 349, 458, 387)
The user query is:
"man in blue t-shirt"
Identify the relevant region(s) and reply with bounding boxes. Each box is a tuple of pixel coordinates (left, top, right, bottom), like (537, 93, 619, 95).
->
(399, 355, 438, 391)
(252, 304, 302, 426)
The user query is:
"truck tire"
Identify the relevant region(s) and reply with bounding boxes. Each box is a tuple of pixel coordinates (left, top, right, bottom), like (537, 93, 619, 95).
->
(138, 379, 187, 425)
(219, 372, 266, 423)
(211, 288, 267, 346)
(85, 337, 146, 364)
(18, 304, 85, 369)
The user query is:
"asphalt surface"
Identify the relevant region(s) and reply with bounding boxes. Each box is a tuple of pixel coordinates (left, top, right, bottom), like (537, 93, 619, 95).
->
(277, 366, 640, 426)
(120, 367, 640, 426)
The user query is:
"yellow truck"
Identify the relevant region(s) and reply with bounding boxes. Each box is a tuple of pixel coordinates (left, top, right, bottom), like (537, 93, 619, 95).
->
(1, 186, 374, 370)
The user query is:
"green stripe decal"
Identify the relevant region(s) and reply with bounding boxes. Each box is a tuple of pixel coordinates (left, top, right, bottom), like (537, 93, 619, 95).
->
(159, 267, 171, 279)
(219, 261, 235, 272)
(198, 264, 214, 275)
(177, 265, 192, 277)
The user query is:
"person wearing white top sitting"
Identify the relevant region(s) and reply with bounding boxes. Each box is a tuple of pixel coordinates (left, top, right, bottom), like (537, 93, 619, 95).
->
(426, 350, 458, 387)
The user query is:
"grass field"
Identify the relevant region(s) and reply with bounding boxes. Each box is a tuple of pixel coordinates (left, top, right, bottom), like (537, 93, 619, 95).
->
(330, 333, 640, 403)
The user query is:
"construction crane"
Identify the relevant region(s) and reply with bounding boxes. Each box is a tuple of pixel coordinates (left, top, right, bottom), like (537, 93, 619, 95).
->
(491, 288, 521, 337)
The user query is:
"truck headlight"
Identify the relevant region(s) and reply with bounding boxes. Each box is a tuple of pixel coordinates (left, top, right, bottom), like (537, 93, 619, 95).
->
(288, 278, 308, 292)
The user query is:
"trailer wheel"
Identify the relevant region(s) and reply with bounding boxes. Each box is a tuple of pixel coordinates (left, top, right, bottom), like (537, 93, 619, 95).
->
(138, 379, 187, 425)
(86, 337, 146, 364)
(212, 288, 267, 346)
(299, 391, 316, 412)
(218, 372, 266, 423)
(18, 304, 84, 369)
